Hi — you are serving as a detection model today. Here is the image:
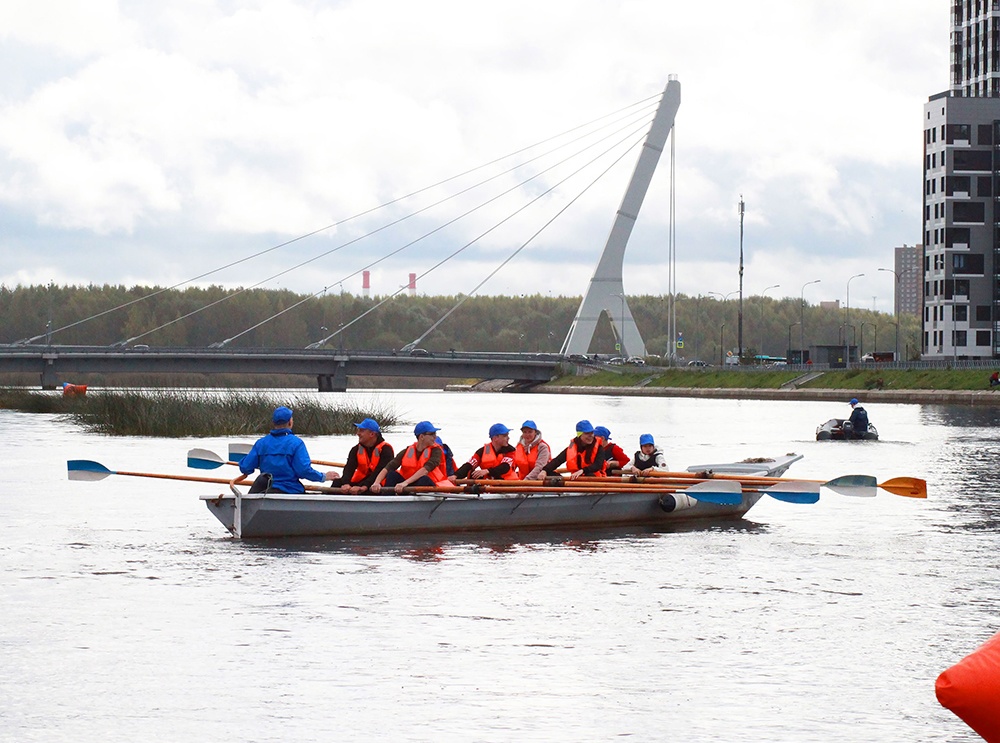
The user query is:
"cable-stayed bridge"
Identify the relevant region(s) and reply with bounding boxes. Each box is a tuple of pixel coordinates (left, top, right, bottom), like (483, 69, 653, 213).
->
(1, 80, 679, 390)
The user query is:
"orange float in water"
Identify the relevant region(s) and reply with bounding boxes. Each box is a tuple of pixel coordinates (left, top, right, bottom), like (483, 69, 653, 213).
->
(936, 630, 1000, 742)
(61, 383, 87, 397)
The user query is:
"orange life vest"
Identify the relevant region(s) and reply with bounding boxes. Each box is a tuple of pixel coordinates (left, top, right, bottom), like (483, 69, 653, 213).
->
(514, 440, 549, 479)
(565, 438, 606, 476)
(351, 440, 389, 483)
(478, 443, 517, 480)
(399, 442, 449, 484)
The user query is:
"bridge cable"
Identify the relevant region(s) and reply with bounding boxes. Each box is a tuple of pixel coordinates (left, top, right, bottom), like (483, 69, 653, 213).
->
(19, 93, 659, 346)
(131, 112, 655, 347)
(303, 129, 649, 349)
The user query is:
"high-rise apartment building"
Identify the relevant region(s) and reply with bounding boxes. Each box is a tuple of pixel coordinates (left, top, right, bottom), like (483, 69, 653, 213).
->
(892, 244, 923, 318)
(922, 1, 1000, 359)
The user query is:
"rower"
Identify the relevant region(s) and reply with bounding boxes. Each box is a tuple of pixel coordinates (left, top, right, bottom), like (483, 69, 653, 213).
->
(544, 419, 609, 480)
(454, 423, 518, 480)
(329, 418, 394, 494)
(594, 425, 630, 471)
(513, 420, 550, 480)
(370, 421, 450, 494)
(230, 406, 338, 494)
(625, 433, 667, 474)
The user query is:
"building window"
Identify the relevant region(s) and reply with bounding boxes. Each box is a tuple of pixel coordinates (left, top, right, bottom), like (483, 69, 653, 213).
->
(978, 175, 993, 196)
(953, 201, 985, 222)
(977, 305, 992, 321)
(977, 329, 991, 345)
(953, 149, 993, 170)
(955, 304, 969, 322)
(953, 330, 968, 347)
(947, 175, 971, 194)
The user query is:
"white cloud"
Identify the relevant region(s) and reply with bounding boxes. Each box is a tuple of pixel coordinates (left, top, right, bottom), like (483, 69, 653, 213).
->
(0, 0, 948, 319)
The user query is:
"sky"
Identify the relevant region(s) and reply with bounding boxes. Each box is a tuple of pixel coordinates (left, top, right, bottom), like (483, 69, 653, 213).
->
(0, 1, 949, 314)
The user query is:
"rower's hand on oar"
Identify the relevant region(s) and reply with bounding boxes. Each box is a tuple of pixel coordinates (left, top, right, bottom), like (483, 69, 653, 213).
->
(323, 469, 339, 481)
(567, 470, 583, 480)
(471, 468, 489, 479)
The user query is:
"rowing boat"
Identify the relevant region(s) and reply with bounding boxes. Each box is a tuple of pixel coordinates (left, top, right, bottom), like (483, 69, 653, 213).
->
(200, 454, 803, 538)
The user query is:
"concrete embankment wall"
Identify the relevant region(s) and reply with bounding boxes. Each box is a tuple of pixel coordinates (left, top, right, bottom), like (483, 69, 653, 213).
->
(533, 386, 1000, 407)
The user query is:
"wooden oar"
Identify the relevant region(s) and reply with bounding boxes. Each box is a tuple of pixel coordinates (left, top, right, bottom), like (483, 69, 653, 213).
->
(67, 460, 334, 493)
(188, 447, 345, 470)
(460, 478, 745, 505)
(623, 471, 927, 499)
(462, 477, 819, 505)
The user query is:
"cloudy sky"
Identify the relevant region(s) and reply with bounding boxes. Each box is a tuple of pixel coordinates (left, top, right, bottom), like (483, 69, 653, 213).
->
(0, 1, 948, 313)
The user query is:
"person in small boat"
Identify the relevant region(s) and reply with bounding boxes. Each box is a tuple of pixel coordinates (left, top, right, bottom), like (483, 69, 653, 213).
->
(453, 423, 518, 480)
(370, 421, 451, 494)
(513, 420, 550, 480)
(230, 406, 338, 494)
(544, 419, 609, 479)
(846, 398, 870, 439)
(329, 418, 395, 494)
(625, 433, 667, 474)
(594, 425, 630, 471)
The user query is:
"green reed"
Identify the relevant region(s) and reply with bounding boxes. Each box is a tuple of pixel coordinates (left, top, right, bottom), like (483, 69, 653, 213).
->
(0, 388, 401, 437)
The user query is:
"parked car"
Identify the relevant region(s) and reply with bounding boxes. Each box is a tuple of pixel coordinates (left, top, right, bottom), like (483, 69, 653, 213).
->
(626, 356, 645, 365)
(687, 359, 710, 367)
(408, 348, 431, 357)
(861, 353, 874, 362)
(608, 357, 626, 365)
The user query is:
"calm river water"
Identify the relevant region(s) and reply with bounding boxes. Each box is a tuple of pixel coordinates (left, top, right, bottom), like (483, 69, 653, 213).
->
(1, 390, 998, 742)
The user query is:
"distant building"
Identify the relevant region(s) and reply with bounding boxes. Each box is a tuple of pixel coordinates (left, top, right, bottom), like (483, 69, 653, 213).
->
(921, 2, 1000, 359)
(892, 244, 922, 318)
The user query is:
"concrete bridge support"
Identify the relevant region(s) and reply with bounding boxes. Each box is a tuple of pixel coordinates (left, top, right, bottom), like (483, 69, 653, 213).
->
(317, 362, 348, 392)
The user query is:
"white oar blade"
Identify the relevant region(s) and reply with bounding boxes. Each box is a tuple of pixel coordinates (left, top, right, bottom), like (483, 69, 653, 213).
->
(682, 480, 743, 506)
(186, 448, 225, 470)
(67, 460, 112, 481)
(764, 481, 821, 504)
(228, 443, 252, 463)
(824, 474, 878, 498)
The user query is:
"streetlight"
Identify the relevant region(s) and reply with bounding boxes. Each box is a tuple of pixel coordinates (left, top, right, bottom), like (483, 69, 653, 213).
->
(800, 280, 820, 364)
(878, 267, 903, 362)
(845, 273, 864, 364)
(788, 322, 800, 360)
(758, 284, 780, 360)
(709, 291, 738, 360)
(612, 292, 625, 355)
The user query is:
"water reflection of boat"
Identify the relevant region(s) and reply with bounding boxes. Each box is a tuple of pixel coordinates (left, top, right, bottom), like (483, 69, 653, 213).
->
(201, 454, 802, 539)
(815, 418, 878, 441)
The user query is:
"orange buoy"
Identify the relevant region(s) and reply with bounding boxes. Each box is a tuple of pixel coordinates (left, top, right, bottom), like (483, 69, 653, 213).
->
(61, 383, 88, 397)
(936, 630, 1000, 742)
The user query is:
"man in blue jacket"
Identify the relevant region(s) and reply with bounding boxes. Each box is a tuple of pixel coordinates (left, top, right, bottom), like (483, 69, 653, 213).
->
(231, 406, 337, 494)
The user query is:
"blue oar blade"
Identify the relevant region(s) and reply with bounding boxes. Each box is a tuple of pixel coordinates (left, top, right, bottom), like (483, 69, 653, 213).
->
(186, 448, 225, 470)
(764, 481, 821, 504)
(824, 474, 878, 498)
(228, 443, 252, 463)
(67, 459, 113, 481)
(682, 480, 743, 506)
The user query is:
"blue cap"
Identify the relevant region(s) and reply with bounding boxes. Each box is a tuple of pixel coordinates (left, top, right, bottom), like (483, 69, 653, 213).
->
(849, 398, 859, 406)
(520, 420, 538, 431)
(594, 425, 611, 440)
(414, 421, 440, 436)
(488, 423, 511, 437)
(639, 433, 655, 446)
(354, 418, 381, 432)
(272, 406, 293, 424)
(575, 419, 594, 434)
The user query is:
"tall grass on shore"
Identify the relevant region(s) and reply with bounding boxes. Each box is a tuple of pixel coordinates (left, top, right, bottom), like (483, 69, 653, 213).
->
(0, 388, 401, 437)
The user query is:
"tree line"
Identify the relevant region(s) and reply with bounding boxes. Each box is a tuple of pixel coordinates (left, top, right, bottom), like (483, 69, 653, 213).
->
(0, 283, 922, 361)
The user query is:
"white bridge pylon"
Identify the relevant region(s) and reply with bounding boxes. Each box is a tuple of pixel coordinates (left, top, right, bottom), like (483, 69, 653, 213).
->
(561, 78, 680, 358)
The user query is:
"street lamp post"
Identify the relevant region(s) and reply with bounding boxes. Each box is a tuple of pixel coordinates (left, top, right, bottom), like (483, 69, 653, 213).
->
(878, 267, 903, 362)
(845, 273, 864, 364)
(758, 284, 780, 360)
(800, 279, 820, 365)
(709, 290, 738, 360)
